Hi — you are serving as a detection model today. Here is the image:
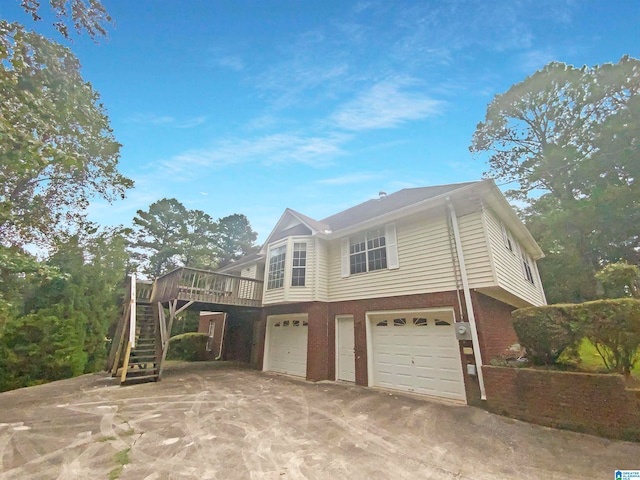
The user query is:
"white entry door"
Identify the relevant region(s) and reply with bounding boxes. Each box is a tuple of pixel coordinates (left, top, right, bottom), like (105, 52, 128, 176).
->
(369, 310, 466, 401)
(264, 316, 308, 378)
(336, 316, 355, 382)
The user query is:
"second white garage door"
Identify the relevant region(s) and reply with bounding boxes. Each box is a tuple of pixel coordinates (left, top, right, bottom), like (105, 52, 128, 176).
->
(368, 309, 466, 401)
(264, 315, 308, 378)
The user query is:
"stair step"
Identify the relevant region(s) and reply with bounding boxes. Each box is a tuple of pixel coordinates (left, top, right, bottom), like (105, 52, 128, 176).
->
(127, 364, 158, 377)
(130, 356, 157, 363)
(121, 374, 159, 386)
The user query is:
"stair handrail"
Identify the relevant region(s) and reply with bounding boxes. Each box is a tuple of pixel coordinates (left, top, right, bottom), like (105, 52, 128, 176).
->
(129, 273, 137, 349)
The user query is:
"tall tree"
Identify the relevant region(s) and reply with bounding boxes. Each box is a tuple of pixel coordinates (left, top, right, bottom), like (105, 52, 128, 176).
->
(0, 21, 132, 246)
(130, 199, 189, 278)
(130, 200, 258, 277)
(470, 57, 640, 302)
(215, 214, 258, 268)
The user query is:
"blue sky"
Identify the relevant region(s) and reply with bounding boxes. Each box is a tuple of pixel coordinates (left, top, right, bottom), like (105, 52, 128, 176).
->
(3, 1, 639, 242)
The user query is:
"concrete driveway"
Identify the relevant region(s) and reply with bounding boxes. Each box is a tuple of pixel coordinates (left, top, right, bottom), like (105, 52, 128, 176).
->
(0, 362, 638, 479)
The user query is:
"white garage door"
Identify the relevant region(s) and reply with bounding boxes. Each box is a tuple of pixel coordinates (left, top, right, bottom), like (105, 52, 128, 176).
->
(265, 317, 308, 378)
(370, 310, 466, 401)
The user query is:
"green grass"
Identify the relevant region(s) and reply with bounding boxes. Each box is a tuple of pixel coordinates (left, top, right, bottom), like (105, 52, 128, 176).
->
(576, 338, 640, 376)
(108, 448, 131, 480)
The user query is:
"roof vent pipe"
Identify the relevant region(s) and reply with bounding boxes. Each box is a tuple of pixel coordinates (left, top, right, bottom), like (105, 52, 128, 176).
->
(378, 191, 387, 199)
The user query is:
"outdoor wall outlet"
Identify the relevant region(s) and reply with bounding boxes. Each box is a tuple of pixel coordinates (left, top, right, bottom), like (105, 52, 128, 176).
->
(467, 364, 477, 376)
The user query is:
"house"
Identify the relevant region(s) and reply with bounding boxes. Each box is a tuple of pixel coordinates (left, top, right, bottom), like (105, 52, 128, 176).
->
(211, 179, 546, 404)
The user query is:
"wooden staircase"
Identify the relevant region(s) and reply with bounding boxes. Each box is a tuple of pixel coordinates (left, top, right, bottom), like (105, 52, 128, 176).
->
(107, 269, 264, 386)
(107, 276, 161, 386)
(121, 302, 160, 385)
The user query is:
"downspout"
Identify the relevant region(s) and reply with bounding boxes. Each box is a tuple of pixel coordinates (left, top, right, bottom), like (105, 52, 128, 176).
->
(446, 198, 486, 400)
(216, 312, 228, 360)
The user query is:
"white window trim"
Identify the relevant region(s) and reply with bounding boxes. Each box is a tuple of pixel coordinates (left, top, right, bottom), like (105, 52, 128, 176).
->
(266, 242, 287, 290)
(291, 242, 307, 287)
(501, 222, 515, 253)
(340, 223, 399, 278)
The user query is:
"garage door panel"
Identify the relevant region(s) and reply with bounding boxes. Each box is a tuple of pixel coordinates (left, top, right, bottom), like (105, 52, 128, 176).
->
(370, 312, 466, 402)
(266, 319, 308, 378)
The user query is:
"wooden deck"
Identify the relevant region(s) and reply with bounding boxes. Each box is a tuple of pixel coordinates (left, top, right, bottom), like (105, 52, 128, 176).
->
(152, 267, 264, 307)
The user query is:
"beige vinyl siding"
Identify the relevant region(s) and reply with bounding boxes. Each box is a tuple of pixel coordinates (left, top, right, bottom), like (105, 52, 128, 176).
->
(328, 212, 460, 302)
(457, 212, 495, 288)
(240, 264, 258, 279)
(484, 209, 546, 306)
(314, 238, 330, 302)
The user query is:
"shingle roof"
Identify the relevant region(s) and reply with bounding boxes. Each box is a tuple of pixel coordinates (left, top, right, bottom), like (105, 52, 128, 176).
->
(320, 181, 480, 231)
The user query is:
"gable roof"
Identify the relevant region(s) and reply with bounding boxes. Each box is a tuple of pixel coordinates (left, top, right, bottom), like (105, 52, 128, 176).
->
(320, 181, 479, 232)
(220, 178, 543, 271)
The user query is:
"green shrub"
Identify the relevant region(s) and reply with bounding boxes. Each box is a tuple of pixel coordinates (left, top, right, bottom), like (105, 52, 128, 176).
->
(572, 298, 640, 375)
(166, 333, 209, 361)
(512, 305, 583, 365)
(512, 298, 640, 374)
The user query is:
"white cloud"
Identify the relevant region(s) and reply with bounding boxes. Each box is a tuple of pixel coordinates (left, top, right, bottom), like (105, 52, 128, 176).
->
(331, 78, 442, 131)
(214, 55, 244, 71)
(128, 113, 175, 125)
(315, 172, 382, 186)
(177, 116, 207, 129)
(518, 49, 557, 73)
(128, 113, 206, 129)
(158, 132, 351, 179)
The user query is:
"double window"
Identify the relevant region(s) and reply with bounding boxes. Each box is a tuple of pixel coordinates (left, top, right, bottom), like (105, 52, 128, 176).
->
(341, 223, 398, 277)
(349, 228, 387, 274)
(267, 241, 307, 290)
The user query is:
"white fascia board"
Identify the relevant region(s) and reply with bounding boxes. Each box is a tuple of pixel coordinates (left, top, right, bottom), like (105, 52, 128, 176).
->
(260, 209, 326, 254)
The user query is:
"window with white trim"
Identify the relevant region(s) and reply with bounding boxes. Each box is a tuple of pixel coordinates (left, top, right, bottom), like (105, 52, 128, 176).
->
(522, 252, 535, 285)
(291, 242, 307, 287)
(501, 223, 514, 252)
(349, 228, 387, 274)
(267, 244, 286, 289)
(341, 223, 399, 278)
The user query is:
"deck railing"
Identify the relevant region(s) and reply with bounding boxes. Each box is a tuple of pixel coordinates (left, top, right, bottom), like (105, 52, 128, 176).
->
(136, 280, 153, 303)
(152, 266, 264, 307)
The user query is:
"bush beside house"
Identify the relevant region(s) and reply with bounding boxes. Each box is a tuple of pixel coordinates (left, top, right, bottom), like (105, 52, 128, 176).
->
(166, 333, 210, 362)
(484, 296, 640, 441)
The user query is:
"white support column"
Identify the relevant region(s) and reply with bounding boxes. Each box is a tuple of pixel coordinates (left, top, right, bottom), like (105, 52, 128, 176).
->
(447, 198, 487, 400)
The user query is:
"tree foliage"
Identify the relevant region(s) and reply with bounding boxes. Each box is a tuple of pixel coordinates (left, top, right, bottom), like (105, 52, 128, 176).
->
(215, 213, 258, 268)
(0, 228, 130, 390)
(0, 21, 132, 246)
(596, 262, 640, 299)
(130, 199, 258, 278)
(130, 198, 191, 277)
(471, 56, 640, 302)
(19, 0, 113, 41)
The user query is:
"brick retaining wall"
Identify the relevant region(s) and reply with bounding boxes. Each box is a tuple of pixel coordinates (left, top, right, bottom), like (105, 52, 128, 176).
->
(483, 366, 640, 441)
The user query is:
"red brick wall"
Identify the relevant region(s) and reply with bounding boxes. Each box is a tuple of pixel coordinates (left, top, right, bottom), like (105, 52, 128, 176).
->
(259, 291, 526, 405)
(484, 366, 640, 441)
(198, 313, 225, 360)
(471, 291, 518, 362)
